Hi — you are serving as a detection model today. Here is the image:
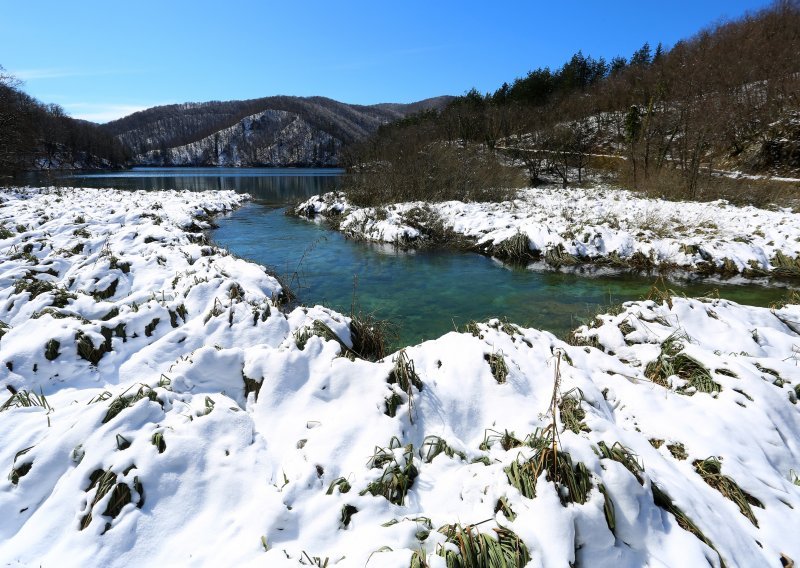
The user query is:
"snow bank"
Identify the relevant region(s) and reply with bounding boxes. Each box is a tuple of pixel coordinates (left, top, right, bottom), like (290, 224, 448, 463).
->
(1, 187, 799, 567)
(298, 187, 800, 279)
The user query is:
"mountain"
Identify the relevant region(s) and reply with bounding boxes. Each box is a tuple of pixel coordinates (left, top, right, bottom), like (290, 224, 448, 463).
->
(101, 95, 453, 167)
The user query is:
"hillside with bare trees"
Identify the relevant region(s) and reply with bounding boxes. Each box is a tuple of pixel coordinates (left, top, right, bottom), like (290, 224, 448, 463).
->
(0, 68, 129, 178)
(100, 95, 453, 167)
(343, 0, 800, 206)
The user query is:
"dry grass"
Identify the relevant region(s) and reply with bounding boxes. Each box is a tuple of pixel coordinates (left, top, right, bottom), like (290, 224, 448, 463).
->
(484, 232, 537, 264)
(433, 523, 531, 568)
(484, 352, 509, 384)
(616, 164, 800, 208)
(419, 435, 466, 463)
(384, 350, 423, 423)
(650, 482, 724, 566)
(326, 477, 351, 495)
(360, 438, 418, 506)
(8, 446, 34, 485)
(694, 457, 764, 527)
(596, 441, 644, 485)
(543, 243, 579, 268)
(102, 384, 159, 424)
(80, 467, 143, 532)
(349, 312, 395, 361)
(398, 205, 474, 249)
(558, 389, 589, 434)
(504, 427, 592, 506)
(644, 331, 721, 395)
(1, 388, 52, 412)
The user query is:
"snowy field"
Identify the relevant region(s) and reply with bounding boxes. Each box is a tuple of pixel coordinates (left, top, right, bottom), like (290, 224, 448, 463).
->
(1, 187, 799, 567)
(298, 187, 800, 279)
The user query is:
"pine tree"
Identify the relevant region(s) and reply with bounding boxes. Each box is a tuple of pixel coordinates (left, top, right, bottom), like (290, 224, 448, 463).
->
(609, 56, 627, 76)
(653, 42, 665, 63)
(630, 42, 652, 67)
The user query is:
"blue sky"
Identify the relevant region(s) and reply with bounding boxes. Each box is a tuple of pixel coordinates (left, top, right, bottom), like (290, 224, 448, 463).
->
(1, 0, 775, 122)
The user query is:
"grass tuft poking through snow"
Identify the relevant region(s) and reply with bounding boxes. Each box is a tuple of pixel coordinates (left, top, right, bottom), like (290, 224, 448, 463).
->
(360, 438, 419, 506)
(102, 384, 159, 424)
(504, 426, 593, 506)
(434, 523, 531, 567)
(694, 457, 764, 527)
(1, 388, 51, 415)
(644, 331, 722, 394)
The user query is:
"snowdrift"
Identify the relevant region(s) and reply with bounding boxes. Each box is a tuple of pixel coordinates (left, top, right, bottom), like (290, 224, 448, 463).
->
(0, 188, 798, 567)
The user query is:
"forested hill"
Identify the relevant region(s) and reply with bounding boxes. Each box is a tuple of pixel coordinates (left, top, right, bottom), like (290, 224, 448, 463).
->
(0, 69, 130, 177)
(341, 0, 800, 207)
(100, 95, 453, 167)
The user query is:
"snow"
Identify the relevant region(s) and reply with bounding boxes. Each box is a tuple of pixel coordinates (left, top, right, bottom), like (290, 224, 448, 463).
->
(298, 187, 800, 278)
(711, 169, 800, 184)
(139, 110, 340, 167)
(1, 186, 799, 567)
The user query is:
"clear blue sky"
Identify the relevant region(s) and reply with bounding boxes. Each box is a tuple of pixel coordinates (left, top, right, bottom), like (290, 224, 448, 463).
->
(0, 0, 775, 122)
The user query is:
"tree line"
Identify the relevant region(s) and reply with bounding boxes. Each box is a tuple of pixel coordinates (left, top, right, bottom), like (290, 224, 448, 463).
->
(0, 67, 130, 178)
(343, 0, 800, 205)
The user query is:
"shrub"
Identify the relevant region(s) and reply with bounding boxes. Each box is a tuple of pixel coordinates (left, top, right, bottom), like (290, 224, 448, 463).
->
(343, 143, 522, 207)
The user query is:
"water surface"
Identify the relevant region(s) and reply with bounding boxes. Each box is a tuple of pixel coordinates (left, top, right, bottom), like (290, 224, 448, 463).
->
(17, 167, 343, 203)
(215, 202, 791, 346)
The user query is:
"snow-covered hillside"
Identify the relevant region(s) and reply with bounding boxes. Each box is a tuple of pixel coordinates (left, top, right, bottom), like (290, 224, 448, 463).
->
(140, 109, 340, 167)
(1, 187, 799, 567)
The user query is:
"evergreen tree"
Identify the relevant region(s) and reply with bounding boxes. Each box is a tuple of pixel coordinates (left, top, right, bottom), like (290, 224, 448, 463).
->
(493, 82, 510, 104)
(609, 56, 627, 76)
(653, 42, 665, 63)
(630, 42, 652, 67)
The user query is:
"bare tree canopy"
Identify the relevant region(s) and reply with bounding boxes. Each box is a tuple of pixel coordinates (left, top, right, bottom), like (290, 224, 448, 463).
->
(0, 66, 130, 178)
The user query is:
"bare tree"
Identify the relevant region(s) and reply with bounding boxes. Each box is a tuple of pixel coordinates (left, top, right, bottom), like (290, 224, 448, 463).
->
(545, 126, 573, 188)
(568, 117, 595, 183)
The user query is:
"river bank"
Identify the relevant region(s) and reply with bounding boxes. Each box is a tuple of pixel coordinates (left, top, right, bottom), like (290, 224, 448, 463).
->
(0, 187, 798, 567)
(297, 185, 800, 281)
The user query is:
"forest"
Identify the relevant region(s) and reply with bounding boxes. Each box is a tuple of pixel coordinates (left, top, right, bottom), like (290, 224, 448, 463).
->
(0, 67, 129, 177)
(342, 0, 800, 206)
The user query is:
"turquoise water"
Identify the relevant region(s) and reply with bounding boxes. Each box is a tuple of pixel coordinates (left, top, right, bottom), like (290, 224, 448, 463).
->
(214, 202, 791, 346)
(17, 167, 792, 346)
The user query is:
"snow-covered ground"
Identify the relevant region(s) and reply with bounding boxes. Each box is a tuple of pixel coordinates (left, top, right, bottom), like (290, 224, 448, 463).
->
(298, 187, 800, 278)
(1, 187, 799, 567)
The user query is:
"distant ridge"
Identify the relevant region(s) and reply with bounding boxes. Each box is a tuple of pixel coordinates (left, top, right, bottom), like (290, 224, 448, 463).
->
(100, 95, 453, 167)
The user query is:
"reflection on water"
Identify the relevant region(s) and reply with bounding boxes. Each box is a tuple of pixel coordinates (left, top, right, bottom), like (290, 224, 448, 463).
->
(17, 167, 343, 204)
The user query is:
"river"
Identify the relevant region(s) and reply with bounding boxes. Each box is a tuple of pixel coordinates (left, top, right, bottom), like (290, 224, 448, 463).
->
(18, 167, 792, 346)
